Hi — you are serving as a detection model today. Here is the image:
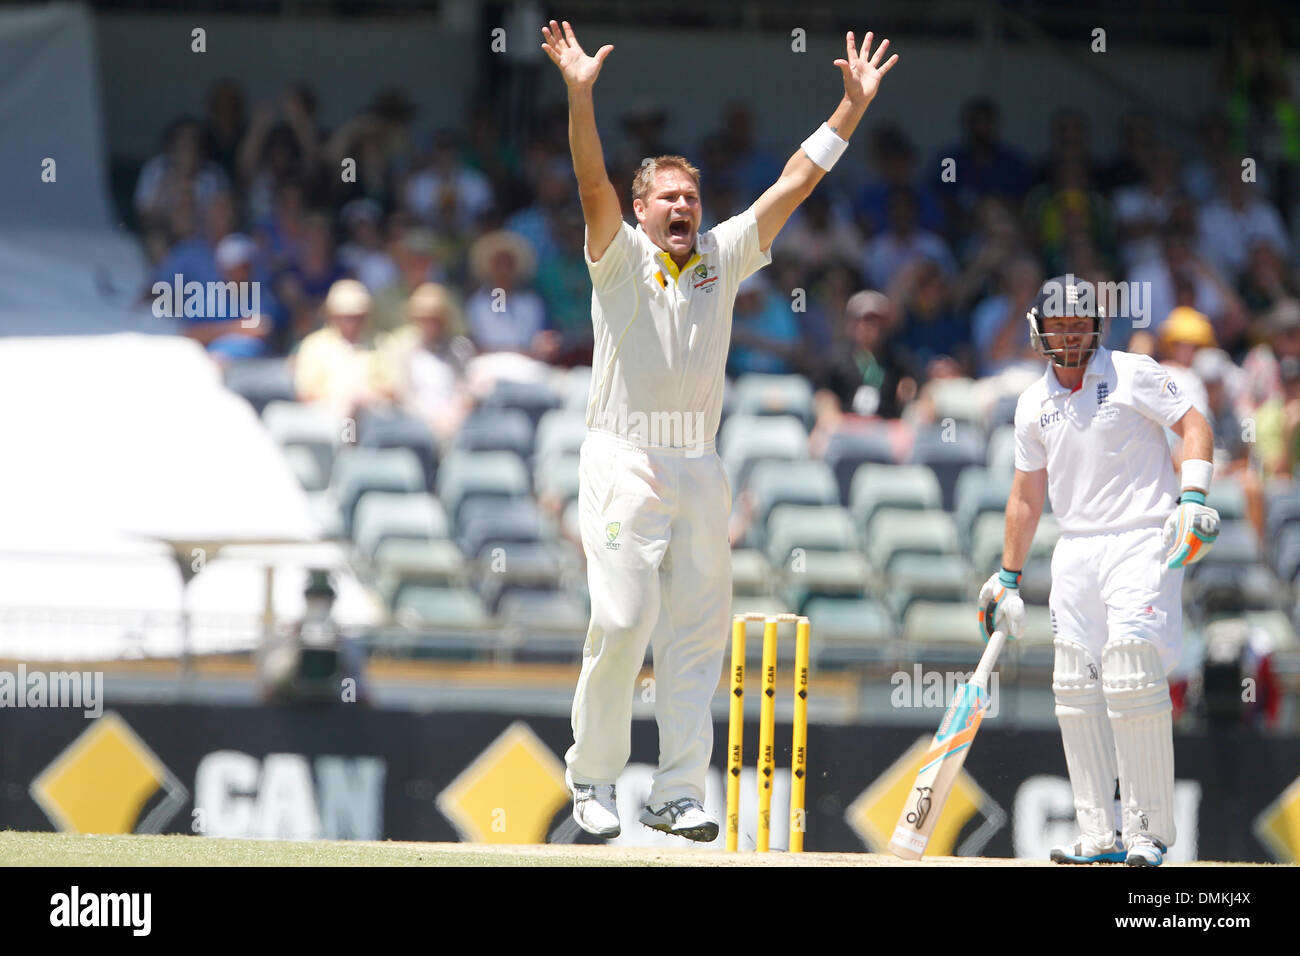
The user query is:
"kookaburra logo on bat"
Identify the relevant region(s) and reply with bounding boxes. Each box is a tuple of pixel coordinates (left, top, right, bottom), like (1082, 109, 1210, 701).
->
(906, 786, 933, 828)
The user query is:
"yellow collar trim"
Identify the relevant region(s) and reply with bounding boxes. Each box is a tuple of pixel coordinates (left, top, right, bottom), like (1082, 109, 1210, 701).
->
(656, 249, 702, 282)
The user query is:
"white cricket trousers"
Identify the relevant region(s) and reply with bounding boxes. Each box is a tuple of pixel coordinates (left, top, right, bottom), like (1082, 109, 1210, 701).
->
(566, 429, 733, 804)
(1049, 523, 1183, 673)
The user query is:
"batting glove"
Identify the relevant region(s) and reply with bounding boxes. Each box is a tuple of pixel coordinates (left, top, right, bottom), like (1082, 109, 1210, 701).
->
(1163, 490, 1220, 569)
(978, 569, 1025, 640)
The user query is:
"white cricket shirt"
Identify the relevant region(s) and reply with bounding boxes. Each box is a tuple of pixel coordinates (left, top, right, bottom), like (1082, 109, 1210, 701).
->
(583, 207, 772, 447)
(1014, 347, 1193, 533)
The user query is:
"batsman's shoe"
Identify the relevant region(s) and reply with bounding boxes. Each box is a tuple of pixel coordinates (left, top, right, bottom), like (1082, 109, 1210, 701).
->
(1125, 836, 1166, 867)
(639, 798, 719, 843)
(567, 771, 620, 838)
(1050, 834, 1126, 864)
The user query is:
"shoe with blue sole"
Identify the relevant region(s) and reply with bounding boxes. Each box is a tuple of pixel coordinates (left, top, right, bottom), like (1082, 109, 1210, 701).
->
(1050, 834, 1126, 864)
(1125, 836, 1166, 867)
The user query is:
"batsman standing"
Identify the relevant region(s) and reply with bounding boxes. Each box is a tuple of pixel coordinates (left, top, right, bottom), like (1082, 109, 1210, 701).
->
(980, 276, 1220, 866)
(541, 20, 898, 840)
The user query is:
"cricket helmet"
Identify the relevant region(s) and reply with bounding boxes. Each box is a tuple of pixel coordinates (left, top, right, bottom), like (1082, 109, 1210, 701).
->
(1025, 274, 1108, 368)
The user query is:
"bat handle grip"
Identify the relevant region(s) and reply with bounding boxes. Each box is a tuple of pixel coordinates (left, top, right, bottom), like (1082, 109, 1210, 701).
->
(971, 629, 1006, 692)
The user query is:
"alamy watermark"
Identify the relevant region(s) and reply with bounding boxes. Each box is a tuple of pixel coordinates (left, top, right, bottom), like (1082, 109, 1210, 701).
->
(1039, 273, 1151, 329)
(151, 276, 262, 325)
(590, 405, 710, 457)
(0, 665, 103, 718)
(891, 664, 1000, 718)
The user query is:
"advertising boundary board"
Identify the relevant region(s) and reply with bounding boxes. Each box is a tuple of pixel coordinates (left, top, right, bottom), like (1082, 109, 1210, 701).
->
(0, 705, 1295, 862)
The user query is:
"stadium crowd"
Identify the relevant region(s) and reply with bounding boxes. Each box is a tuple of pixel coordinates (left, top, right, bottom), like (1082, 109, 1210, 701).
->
(134, 33, 1300, 481)
(121, 22, 1299, 727)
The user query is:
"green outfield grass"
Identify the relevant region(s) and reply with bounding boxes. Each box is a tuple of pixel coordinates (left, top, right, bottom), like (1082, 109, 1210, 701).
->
(0, 831, 1273, 866)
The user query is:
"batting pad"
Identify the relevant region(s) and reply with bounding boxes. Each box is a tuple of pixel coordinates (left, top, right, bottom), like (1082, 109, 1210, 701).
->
(1053, 640, 1118, 842)
(1103, 637, 1176, 848)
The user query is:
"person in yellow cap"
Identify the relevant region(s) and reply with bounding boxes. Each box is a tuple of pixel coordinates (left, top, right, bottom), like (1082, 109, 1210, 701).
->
(1156, 306, 1215, 423)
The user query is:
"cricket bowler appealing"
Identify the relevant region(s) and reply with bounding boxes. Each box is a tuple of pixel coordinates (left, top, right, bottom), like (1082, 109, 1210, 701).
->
(541, 20, 897, 840)
(980, 276, 1221, 867)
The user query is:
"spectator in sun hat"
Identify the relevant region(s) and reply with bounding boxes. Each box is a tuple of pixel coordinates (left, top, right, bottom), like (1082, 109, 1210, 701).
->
(377, 282, 475, 442)
(464, 229, 552, 358)
(369, 226, 449, 338)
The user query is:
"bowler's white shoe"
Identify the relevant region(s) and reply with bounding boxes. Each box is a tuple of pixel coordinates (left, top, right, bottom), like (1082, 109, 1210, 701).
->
(567, 771, 620, 838)
(639, 798, 719, 843)
(1050, 833, 1125, 864)
(1125, 836, 1166, 867)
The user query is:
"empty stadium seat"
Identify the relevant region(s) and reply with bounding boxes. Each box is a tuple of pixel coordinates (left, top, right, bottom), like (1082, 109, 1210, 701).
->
(909, 423, 987, 511)
(457, 497, 544, 558)
(970, 512, 1058, 574)
(331, 446, 426, 534)
(264, 400, 344, 487)
(437, 450, 531, 525)
(474, 541, 565, 613)
(732, 373, 816, 430)
(905, 602, 1050, 645)
(481, 379, 563, 428)
(783, 551, 871, 612)
(822, 426, 897, 505)
(357, 409, 439, 491)
(563, 366, 593, 411)
(1019, 558, 1052, 605)
(721, 414, 810, 491)
(865, 509, 959, 572)
(1189, 563, 1281, 612)
(953, 467, 1012, 544)
(498, 589, 588, 629)
(224, 359, 296, 415)
(747, 459, 837, 527)
(1210, 477, 1247, 522)
(985, 424, 1017, 478)
(803, 596, 893, 643)
(535, 409, 589, 461)
(306, 491, 345, 539)
(352, 492, 449, 560)
(903, 601, 980, 644)
(765, 504, 857, 566)
(455, 407, 535, 459)
(535, 453, 581, 507)
(374, 539, 468, 606)
(1196, 520, 1260, 566)
(928, 378, 983, 428)
(886, 553, 971, 617)
(394, 586, 488, 627)
(988, 393, 1019, 430)
(849, 464, 943, 530)
(731, 548, 774, 597)
(283, 444, 326, 492)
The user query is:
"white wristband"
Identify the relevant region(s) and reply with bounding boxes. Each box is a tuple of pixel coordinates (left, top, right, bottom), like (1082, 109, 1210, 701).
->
(1181, 458, 1213, 495)
(800, 122, 849, 171)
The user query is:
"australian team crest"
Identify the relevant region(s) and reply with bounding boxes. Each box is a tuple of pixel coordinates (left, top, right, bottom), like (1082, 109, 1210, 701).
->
(605, 521, 621, 550)
(692, 263, 718, 294)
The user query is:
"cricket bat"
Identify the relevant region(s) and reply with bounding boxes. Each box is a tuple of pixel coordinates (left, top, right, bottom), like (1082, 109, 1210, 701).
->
(889, 629, 1007, 860)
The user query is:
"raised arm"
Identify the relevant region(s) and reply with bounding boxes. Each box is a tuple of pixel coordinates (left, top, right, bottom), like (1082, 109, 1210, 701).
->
(752, 30, 899, 253)
(541, 20, 622, 262)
